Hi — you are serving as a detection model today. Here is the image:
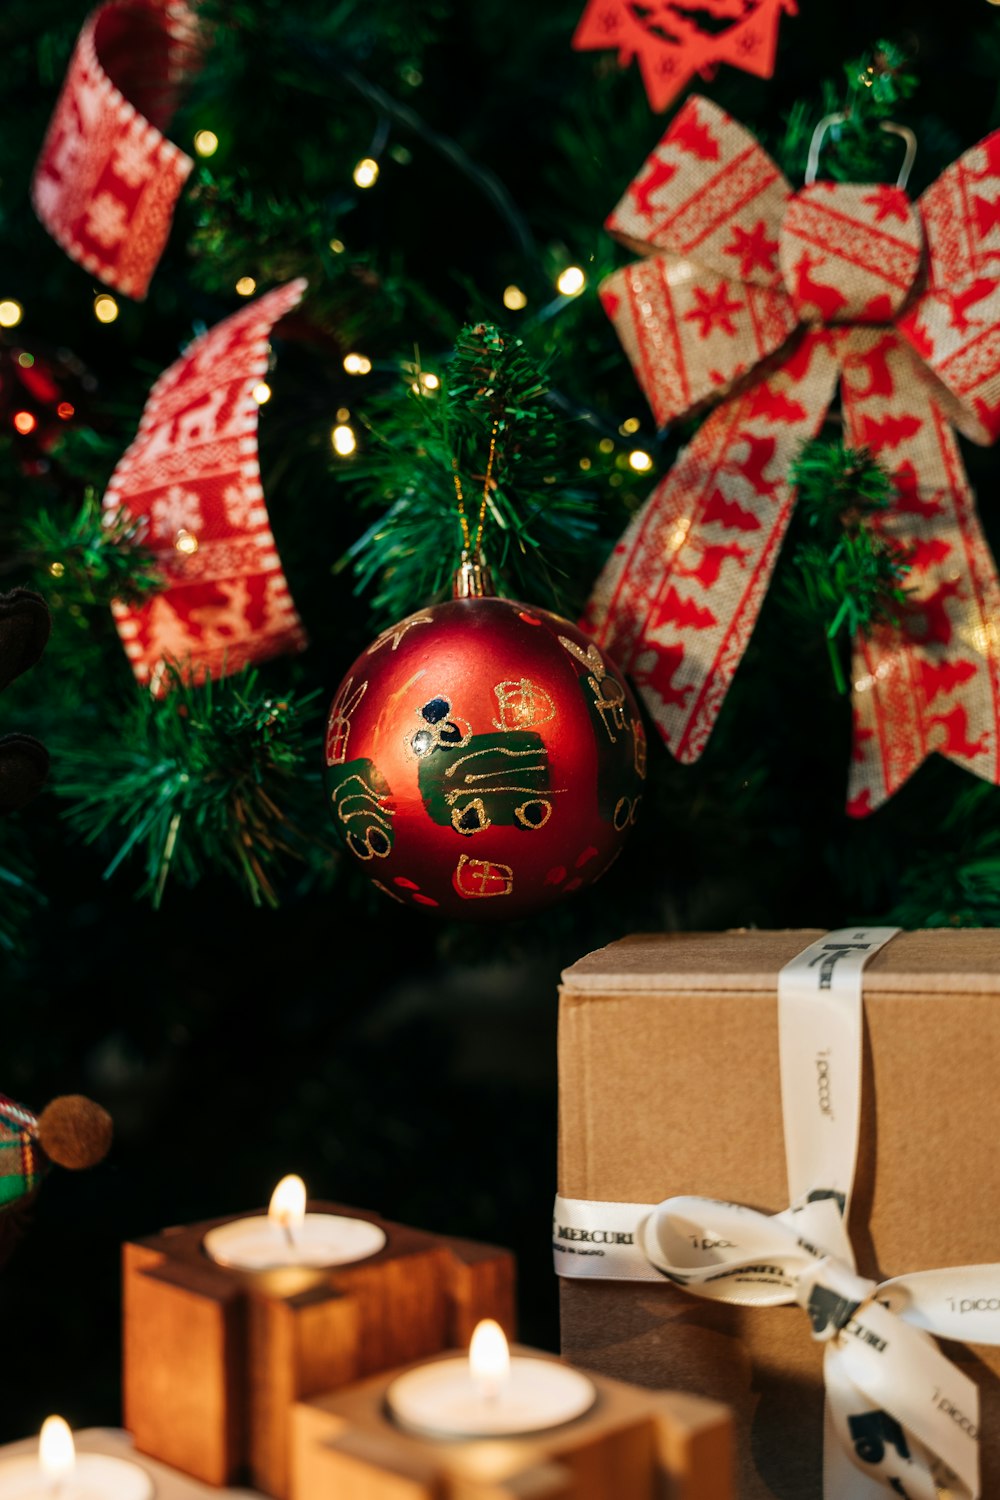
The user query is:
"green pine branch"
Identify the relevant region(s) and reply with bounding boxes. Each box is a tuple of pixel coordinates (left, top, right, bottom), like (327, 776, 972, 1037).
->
(888, 784, 1000, 927)
(54, 667, 333, 908)
(18, 491, 163, 609)
(778, 40, 919, 184)
(785, 440, 912, 694)
(337, 321, 608, 622)
(0, 830, 43, 953)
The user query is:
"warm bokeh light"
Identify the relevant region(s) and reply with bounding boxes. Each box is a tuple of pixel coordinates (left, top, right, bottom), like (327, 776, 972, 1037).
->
(17, 352, 34, 368)
(174, 529, 199, 556)
(94, 294, 119, 323)
(0, 299, 23, 328)
(252, 382, 272, 404)
(268, 1174, 307, 1231)
(343, 353, 372, 375)
(629, 450, 653, 473)
(329, 238, 345, 254)
(57, 402, 75, 420)
(469, 1320, 510, 1401)
(556, 266, 586, 297)
(353, 157, 380, 188)
(503, 285, 527, 311)
(621, 417, 640, 434)
(39, 1417, 75, 1481)
(332, 424, 357, 456)
(193, 129, 219, 157)
(13, 411, 37, 435)
(235, 276, 257, 297)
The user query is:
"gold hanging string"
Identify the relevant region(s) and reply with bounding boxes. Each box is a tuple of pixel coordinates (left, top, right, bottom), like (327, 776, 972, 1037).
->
(452, 418, 501, 557)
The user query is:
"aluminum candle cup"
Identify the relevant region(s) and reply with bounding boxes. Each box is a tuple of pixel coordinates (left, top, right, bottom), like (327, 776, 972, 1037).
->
(385, 1320, 597, 1439)
(0, 1419, 154, 1500)
(202, 1174, 387, 1270)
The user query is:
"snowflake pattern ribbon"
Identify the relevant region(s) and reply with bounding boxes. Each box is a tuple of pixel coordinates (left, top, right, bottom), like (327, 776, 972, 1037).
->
(32, 0, 199, 299)
(584, 96, 1000, 814)
(105, 280, 309, 690)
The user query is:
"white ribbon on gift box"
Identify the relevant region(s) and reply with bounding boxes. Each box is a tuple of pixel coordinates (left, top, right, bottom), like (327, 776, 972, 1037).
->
(553, 928, 1000, 1499)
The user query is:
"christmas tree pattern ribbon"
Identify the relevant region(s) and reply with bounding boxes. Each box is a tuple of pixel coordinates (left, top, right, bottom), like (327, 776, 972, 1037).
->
(553, 929, 1000, 1499)
(584, 97, 1000, 814)
(32, 0, 199, 299)
(105, 279, 309, 689)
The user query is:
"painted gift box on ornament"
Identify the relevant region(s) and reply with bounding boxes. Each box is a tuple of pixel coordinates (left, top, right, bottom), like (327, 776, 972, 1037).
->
(554, 929, 1000, 1500)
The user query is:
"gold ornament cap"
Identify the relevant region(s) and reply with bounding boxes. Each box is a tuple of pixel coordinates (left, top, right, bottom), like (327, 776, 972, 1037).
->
(452, 550, 495, 599)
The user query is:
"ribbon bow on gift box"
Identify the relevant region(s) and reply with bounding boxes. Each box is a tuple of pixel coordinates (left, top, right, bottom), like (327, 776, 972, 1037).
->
(553, 929, 1000, 1499)
(585, 97, 1000, 814)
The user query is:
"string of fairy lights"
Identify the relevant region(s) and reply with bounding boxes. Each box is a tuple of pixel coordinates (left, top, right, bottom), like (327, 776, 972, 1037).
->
(188, 121, 659, 479)
(0, 118, 657, 567)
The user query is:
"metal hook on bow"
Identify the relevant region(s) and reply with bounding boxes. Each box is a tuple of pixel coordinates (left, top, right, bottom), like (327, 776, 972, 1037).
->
(805, 112, 917, 191)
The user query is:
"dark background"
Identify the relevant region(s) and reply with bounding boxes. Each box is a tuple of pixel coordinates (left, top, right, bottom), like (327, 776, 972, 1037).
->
(3, 0, 1000, 1445)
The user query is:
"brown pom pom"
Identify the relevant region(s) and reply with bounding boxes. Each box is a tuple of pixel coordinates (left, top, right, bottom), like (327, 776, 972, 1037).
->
(37, 1095, 113, 1170)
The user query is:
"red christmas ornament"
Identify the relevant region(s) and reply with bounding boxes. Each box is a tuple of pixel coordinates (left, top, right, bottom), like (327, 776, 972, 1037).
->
(324, 589, 645, 919)
(572, 0, 796, 114)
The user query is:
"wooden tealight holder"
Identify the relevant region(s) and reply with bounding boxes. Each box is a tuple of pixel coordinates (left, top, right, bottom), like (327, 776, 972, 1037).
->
(123, 1203, 515, 1500)
(291, 1351, 732, 1500)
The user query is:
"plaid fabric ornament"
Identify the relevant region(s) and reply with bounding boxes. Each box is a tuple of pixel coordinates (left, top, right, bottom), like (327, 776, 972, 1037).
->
(0, 1093, 113, 1214)
(0, 1096, 46, 1209)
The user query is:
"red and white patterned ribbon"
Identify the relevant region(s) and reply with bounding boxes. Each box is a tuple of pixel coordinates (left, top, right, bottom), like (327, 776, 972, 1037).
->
(105, 280, 309, 689)
(585, 97, 1000, 814)
(32, 0, 199, 299)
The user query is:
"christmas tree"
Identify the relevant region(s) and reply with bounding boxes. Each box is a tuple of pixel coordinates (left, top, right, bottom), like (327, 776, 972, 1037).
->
(3, 0, 1000, 1442)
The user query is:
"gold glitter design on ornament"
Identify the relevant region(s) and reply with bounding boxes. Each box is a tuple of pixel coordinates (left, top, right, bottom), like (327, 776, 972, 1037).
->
(331, 772, 393, 859)
(409, 693, 473, 759)
(558, 636, 628, 743)
(451, 796, 490, 835)
(454, 854, 514, 898)
(613, 794, 642, 831)
(372, 879, 406, 904)
(633, 719, 648, 779)
(443, 743, 563, 802)
(366, 614, 433, 655)
(515, 799, 553, 830)
(326, 677, 367, 765)
(492, 678, 556, 731)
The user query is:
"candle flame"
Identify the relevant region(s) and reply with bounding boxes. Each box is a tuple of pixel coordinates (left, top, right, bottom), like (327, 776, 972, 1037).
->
(39, 1416, 75, 1480)
(268, 1174, 307, 1231)
(469, 1319, 510, 1401)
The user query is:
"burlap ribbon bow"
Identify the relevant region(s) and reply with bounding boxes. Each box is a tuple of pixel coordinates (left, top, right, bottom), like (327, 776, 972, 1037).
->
(585, 97, 1000, 814)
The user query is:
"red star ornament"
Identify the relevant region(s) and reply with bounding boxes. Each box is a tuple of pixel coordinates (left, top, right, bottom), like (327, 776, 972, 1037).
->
(572, 0, 797, 113)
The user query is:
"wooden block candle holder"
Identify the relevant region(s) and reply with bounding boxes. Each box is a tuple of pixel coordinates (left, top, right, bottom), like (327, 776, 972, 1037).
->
(291, 1351, 732, 1500)
(123, 1202, 515, 1500)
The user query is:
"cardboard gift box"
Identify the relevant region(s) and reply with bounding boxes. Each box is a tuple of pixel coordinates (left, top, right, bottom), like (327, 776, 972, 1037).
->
(556, 929, 1000, 1500)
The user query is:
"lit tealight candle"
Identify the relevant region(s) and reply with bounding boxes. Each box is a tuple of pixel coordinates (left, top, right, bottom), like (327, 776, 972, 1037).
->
(0, 1417, 153, 1499)
(385, 1319, 596, 1438)
(201, 1174, 387, 1270)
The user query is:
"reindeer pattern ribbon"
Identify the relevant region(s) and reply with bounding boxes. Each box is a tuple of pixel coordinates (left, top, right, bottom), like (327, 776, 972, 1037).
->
(585, 98, 1000, 814)
(105, 280, 309, 689)
(553, 929, 1000, 1499)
